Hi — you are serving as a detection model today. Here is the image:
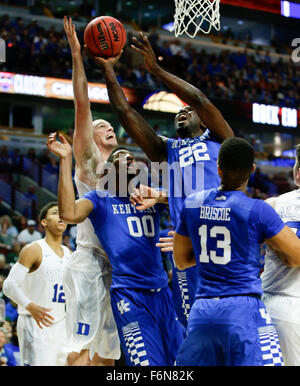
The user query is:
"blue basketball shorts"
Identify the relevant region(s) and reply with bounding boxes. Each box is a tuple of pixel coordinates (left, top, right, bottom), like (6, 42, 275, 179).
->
(176, 295, 284, 366)
(110, 286, 185, 366)
(170, 257, 198, 329)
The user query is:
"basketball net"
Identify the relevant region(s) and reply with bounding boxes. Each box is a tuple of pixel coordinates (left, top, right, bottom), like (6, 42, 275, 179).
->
(174, 0, 220, 38)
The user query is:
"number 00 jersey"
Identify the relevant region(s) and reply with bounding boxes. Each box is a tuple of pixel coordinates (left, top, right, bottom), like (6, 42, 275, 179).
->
(18, 239, 71, 321)
(176, 189, 285, 298)
(83, 191, 168, 290)
(262, 189, 300, 297)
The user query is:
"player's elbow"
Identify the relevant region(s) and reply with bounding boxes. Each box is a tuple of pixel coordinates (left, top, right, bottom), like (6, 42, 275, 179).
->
(3, 278, 14, 298)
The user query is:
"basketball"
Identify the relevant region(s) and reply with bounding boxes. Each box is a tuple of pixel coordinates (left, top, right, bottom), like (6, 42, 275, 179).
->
(84, 16, 126, 58)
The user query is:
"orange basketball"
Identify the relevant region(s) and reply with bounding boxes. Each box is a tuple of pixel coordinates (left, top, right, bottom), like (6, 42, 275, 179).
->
(84, 16, 126, 58)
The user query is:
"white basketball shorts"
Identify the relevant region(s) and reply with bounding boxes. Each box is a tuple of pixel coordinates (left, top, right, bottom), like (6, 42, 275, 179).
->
(17, 314, 68, 366)
(63, 246, 120, 360)
(262, 293, 300, 366)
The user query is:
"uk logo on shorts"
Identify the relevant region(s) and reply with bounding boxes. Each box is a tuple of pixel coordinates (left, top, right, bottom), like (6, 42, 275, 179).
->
(117, 299, 130, 315)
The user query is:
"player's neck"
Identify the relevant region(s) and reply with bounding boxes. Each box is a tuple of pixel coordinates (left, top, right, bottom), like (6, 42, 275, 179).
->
(45, 232, 63, 250)
(100, 145, 117, 162)
(219, 182, 247, 192)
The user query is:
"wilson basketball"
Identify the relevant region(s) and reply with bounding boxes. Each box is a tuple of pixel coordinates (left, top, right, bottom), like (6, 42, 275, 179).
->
(84, 16, 126, 58)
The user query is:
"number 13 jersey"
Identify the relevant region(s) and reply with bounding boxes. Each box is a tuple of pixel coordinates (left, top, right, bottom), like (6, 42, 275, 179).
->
(176, 189, 285, 298)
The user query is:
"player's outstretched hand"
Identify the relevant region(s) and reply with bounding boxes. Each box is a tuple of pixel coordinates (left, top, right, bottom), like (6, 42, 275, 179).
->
(47, 132, 72, 159)
(130, 184, 160, 211)
(156, 230, 175, 252)
(26, 302, 54, 329)
(84, 44, 123, 69)
(131, 32, 159, 74)
(63, 16, 81, 55)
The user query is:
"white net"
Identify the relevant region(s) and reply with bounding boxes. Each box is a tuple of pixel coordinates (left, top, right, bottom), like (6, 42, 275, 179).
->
(174, 0, 220, 38)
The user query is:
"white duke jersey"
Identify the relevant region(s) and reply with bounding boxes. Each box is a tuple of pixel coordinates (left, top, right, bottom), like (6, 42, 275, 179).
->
(262, 189, 300, 297)
(18, 239, 71, 321)
(74, 175, 106, 255)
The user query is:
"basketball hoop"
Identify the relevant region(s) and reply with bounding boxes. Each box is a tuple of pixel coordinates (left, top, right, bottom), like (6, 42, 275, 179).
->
(174, 0, 220, 38)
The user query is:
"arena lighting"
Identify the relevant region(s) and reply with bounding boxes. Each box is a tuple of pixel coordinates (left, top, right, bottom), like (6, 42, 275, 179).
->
(143, 91, 186, 113)
(281, 1, 300, 18)
(0, 71, 137, 104)
(252, 103, 297, 128)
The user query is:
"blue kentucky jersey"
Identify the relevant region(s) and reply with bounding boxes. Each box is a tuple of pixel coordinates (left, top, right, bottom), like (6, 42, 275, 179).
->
(83, 190, 168, 290)
(176, 189, 285, 298)
(166, 130, 221, 227)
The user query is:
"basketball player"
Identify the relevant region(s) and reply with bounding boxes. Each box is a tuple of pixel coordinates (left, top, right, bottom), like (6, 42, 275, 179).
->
(3, 202, 71, 366)
(261, 144, 300, 366)
(47, 132, 184, 366)
(87, 32, 234, 328)
(173, 137, 300, 366)
(63, 16, 120, 366)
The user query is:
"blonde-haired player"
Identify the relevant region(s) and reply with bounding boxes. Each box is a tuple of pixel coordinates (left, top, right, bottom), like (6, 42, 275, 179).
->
(262, 144, 300, 366)
(3, 202, 71, 366)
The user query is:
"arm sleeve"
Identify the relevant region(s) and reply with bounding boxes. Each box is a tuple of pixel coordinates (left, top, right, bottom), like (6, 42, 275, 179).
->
(175, 201, 189, 236)
(2, 263, 31, 309)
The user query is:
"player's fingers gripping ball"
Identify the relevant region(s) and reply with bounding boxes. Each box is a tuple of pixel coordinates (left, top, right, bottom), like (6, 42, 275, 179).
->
(84, 16, 126, 58)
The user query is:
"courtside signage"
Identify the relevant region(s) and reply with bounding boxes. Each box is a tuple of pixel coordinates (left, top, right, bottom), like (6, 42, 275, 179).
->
(252, 103, 297, 128)
(0, 71, 137, 104)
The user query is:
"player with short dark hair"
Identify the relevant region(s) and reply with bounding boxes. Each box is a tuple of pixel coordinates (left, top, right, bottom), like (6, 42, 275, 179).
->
(173, 137, 300, 366)
(47, 132, 184, 366)
(3, 202, 71, 366)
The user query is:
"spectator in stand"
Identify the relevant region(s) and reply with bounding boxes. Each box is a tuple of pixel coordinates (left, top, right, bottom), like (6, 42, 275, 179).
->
(0, 275, 8, 303)
(0, 327, 16, 366)
(3, 321, 19, 366)
(26, 148, 36, 162)
(38, 149, 51, 166)
(0, 215, 18, 239)
(0, 223, 13, 252)
(6, 241, 21, 267)
(5, 300, 18, 323)
(17, 220, 42, 247)
(0, 255, 10, 277)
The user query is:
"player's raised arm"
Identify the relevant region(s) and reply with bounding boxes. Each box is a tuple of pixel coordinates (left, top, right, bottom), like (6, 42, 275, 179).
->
(266, 225, 300, 267)
(47, 132, 93, 224)
(86, 48, 167, 162)
(131, 32, 234, 141)
(64, 17, 99, 171)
